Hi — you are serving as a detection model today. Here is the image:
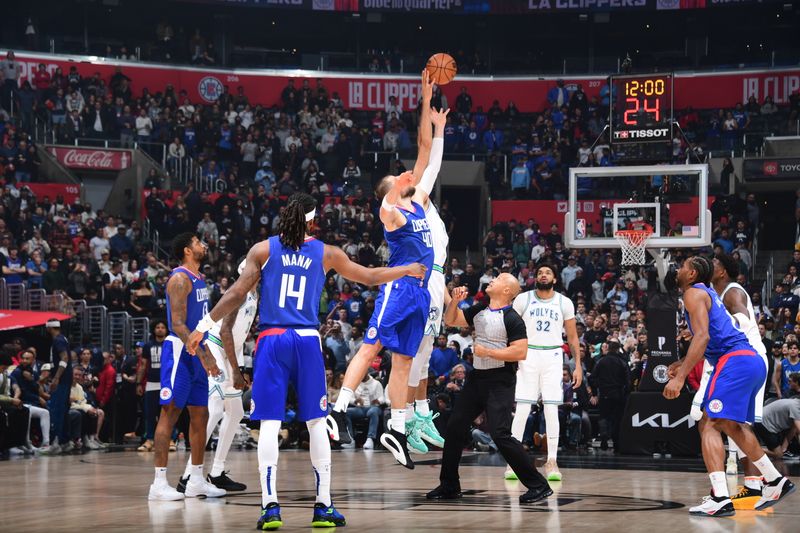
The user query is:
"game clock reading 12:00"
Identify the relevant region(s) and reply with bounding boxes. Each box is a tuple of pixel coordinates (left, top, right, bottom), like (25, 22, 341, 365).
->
(610, 73, 673, 144)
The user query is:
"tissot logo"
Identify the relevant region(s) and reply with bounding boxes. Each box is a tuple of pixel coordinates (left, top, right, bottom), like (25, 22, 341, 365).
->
(632, 412, 696, 429)
(614, 128, 669, 140)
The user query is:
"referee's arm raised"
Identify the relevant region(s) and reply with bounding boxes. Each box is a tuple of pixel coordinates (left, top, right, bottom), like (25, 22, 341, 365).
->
(444, 286, 469, 327)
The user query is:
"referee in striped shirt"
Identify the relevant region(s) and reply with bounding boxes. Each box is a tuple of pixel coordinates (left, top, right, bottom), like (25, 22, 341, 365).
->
(426, 273, 552, 504)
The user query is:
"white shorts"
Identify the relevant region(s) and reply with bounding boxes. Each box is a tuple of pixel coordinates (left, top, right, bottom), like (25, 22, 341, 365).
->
(515, 347, 564, 404)
(692, 351, 767, 422)
(207, 340, 243, 400)
(424, 269, 445, 337)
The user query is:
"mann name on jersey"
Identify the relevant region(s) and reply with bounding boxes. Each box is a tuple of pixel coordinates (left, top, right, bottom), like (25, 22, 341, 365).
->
(281, 253, 313, 270)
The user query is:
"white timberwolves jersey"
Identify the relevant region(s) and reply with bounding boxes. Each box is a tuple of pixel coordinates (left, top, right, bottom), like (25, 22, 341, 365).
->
(425, 201, 448, 267)
(513, 290, 575, 347)
(208, 289, 258, 365)
(719, 282, 766, 356)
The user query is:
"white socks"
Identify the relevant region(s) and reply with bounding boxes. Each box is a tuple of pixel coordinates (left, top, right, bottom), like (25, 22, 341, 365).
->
(543, 403, 560, 461)
(334, 387, 354, 412)
(154, 467, 167, 483)
(390, 408, 406, 433)
(307, 417, 332, 507)
(189, 463, 203, 480)
(511, 402, 532, 443)
(710, 471, 729, 498)
(258, 420, 281, 506)
(744, 476, 763, 490)
(211, 397, 245, 477)
(415, 399, 430, 417)
(753, 455, 781, 483)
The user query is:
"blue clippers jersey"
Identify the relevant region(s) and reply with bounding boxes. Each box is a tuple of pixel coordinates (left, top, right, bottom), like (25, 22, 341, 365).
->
(259, 235, 326, 329)
(685, 283, 751, 365)
(166, 267, 209, 334)
(385, 201, 434, 286)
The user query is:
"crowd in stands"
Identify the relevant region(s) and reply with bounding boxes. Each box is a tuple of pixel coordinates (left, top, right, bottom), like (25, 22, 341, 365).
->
(1, 50, 799, 458)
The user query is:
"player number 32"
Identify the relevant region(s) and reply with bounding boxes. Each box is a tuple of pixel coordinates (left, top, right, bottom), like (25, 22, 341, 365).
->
(279, 273, 307, 310)
(536, 320, 551, 332)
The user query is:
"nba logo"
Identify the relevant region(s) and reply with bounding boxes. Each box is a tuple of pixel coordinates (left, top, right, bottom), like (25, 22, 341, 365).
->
(576, 219, 586, 239)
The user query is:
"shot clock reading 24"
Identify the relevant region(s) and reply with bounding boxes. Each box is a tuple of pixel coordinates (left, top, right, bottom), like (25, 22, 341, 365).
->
(610, 73, 674, 144)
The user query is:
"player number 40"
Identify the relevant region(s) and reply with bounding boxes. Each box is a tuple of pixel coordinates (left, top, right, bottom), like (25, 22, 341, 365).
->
(279, 273, 307, 310)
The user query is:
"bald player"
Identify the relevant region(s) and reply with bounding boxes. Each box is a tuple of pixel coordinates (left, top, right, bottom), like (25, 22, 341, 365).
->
(427, 273, 552, 504)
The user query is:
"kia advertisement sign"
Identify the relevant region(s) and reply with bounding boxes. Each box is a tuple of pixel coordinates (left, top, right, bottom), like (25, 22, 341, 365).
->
(744, 158, 800, 181)
(48, 147, 132, 171)
(618, 392, 700, 456)
(5, 51, 800, 113)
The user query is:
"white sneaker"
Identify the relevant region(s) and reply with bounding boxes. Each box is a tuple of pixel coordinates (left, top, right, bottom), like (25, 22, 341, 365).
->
(544, 458, 562, 482)
(340, 441, 356, 449)
(725, 455, 738, 476)
(363, 437, 374, 450)
(84, 436, 100, 450)
(504, 468, 519, 480)
(755, 477, 796, 510)
(185, 477, 227, 498)
(9, 447, 26, 455)
(149, 482, 186, 501)
(61, 441, 75, 453)
(689, 495, 735, 517)
(38, 444, 60, 455)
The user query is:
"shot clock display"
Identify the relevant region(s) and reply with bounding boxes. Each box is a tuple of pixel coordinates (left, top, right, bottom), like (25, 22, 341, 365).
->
(610, 73, 673, 144)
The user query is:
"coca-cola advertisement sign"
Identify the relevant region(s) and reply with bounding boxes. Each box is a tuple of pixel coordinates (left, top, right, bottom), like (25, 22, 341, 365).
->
(48, 147, 132, 171)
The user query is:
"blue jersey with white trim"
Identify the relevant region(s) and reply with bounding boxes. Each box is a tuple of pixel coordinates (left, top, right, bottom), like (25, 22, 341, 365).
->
(385, 201, 434, 286)
(685, 283, 752, 365)
(166, 266, 209, 335)
(259, 235, 326, 330)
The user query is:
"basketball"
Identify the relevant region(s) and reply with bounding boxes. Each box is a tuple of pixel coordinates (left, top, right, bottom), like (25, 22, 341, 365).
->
(425, 52, 457, 85)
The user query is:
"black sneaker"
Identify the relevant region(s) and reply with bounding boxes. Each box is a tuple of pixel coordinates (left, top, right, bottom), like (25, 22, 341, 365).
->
(176, 475, 189, 494)
(326, 410, 351, 445)
(379, 428, 415, 469)
(426, 484, 463, 500)
(207, 471, 247, 491)
(520, 486, 554, 504)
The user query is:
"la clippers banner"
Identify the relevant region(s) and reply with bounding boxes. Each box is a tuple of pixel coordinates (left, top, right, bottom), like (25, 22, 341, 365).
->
(47, 147, 133, 171)
(491, 199, 708, 233)
(618, 392, 700, 456)
(743, 158, 800, 181)
(7, 51, 800, 112)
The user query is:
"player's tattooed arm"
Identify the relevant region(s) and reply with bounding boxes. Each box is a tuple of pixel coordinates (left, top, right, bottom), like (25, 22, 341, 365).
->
(220, 308, 245, 390)
(168, 272, 219, 375)
(324, 244, 426, 286)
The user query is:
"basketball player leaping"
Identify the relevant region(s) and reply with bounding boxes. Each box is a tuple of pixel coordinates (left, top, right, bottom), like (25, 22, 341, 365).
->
(179, 259, 256, 494)
(507, 263, 582, 482)
(689, 253, 770, 510)
(148, 232, 225, 501)
(664, 256, 794, 517)
(186, 193, 425, 530)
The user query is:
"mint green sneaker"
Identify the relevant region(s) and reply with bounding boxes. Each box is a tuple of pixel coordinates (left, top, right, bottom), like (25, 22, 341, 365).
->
(504, 468, 519, 480)
(404, 416, 429, 455)
(415, 411, 445, 448)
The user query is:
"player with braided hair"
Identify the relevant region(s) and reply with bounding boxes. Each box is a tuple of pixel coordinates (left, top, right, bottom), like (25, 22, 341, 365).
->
(664, 254, 794, 517)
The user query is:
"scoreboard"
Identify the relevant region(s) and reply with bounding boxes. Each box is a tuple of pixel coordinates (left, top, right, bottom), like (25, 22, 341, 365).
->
(610, 73, 674, 145)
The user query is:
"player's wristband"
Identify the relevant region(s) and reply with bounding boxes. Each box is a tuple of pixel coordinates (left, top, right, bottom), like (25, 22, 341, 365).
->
(195, 313, 215, 334)
(381, 197, 396, 212)
(59, 360, 68, 369)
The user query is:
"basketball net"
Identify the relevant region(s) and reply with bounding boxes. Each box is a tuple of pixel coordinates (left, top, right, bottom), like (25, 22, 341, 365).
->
(614, 222, 654, 266)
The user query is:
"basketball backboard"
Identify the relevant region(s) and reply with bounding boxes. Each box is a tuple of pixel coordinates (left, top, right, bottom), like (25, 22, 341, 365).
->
(565, 164, 711, 249)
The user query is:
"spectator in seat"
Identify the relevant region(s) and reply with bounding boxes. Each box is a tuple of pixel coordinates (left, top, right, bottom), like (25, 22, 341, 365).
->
(547, 79, 569, 108)
(70, 368, 104, 449)
(343, 370, 385, 450)
(110, 224, 134, 258)
(559, 366, 583, 449)
(430, 334, 460, 382)
(1, 353, 31, 456)
(11, 350, 53, 452)
(753, 378, 800, 458)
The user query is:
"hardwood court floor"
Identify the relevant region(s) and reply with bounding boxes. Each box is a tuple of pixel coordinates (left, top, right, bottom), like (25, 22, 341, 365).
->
(2, 448, 799, 532)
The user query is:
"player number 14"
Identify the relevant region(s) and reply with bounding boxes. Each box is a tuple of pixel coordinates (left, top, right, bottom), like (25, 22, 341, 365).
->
(279, 273, 307, 310)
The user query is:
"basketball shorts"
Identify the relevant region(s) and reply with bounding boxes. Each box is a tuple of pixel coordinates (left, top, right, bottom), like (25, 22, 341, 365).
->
(693, 349, 767, 422)
(206, 336, 244, 400)
(515, 347, 564, 405)
(424, 269, 446, 337)
(365, 277, 431, 357)
(250, 328, 327, 422)
(702, 349, 766, 424)
(160, 335, 209, 408)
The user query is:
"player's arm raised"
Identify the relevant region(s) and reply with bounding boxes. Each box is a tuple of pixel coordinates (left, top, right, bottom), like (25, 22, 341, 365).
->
(219, 308, 245, 390)
(412, 69, 434, 182)
(187, 241, 268, 355)
(664, 288, 710, 399)
(323, 244, 426, 287)
(444, 286, 469, 327)
(414, 107, 449, 207)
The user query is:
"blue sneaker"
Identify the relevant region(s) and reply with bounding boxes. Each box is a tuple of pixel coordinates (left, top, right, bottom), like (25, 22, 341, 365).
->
(415, 411, 445, 448)
(311, 502, 346, 527)
(257, 502, 283, 530)
(404, 416, 429, 455)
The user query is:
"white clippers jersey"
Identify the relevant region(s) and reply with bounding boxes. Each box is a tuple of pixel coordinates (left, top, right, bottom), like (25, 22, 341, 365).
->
(425, 201, 448, 267)
(208, 289, 258, 364)
(719, 282, 766, 356)
(513, 290, 575, 347)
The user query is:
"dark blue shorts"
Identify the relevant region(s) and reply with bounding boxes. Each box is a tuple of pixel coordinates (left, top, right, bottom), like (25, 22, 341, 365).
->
(251, 328, 327, 422)
(703, 349, 766, 424)
(160, 335, 209, 408)
(364, 278, 430, 357)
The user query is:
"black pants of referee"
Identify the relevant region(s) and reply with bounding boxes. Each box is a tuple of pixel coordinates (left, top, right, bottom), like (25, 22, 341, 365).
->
(440, 366, 550, 492)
